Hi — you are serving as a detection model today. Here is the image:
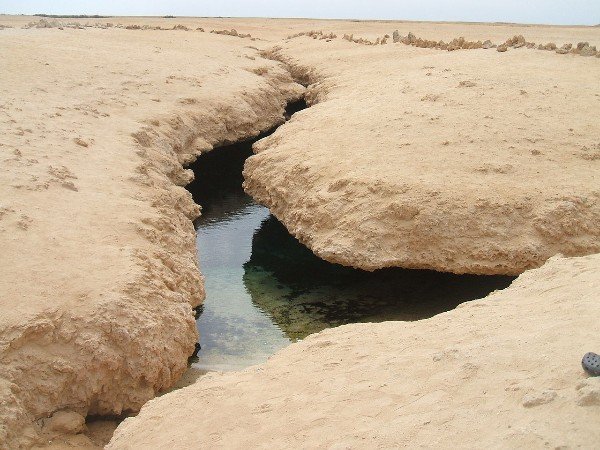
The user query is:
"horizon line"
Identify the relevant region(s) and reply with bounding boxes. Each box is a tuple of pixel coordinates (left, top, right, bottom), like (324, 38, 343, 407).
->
(1, 13, 598, 28)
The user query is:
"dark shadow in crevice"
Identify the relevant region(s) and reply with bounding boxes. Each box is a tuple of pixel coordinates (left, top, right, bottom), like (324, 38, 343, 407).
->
(284, 98, 308, 119)
(243, 215, 515, 341)
(186, 98, 308, 226)
(186, 135, 256, 225)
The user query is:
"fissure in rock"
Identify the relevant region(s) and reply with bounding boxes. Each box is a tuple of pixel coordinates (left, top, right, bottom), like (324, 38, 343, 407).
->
(185, 100, 514, 371)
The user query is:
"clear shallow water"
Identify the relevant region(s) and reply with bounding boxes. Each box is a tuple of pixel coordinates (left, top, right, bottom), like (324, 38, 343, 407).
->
(195, 204, 288, 371)
(186, 112, 515, 372)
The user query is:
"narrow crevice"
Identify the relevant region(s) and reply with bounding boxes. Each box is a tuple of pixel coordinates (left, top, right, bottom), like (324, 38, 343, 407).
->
(184, 97, 310, 366)
(259, 47, 319, 91)
(186, 99, 308, 222)
(183, 96, 515, 372)
(284, 98, 308, 119)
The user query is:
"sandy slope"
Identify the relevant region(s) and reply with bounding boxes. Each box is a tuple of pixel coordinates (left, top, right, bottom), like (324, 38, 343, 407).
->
(0, 15, 599, 448)
(0, 21, 302, 448)
(244, 37, 600, 275)
(108, 253, 600, 449)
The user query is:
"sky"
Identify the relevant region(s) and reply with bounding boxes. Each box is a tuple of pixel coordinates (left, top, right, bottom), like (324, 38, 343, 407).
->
(1, 0, 599, 26)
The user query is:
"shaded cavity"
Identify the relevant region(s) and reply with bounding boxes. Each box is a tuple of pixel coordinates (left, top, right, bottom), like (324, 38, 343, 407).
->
(284, 98, 308, 119)
(243, 217, 513, 340)
(185, 101, 514, 371)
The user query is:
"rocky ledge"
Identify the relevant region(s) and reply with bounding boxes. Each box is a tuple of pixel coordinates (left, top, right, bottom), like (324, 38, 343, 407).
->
(244, 40, 600, 275)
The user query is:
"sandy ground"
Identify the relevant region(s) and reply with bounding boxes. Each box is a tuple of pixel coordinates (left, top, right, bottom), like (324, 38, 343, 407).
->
(0, 17, 302, 448)
(109, 253, 600, 449)
(3, 15, 600, 46)
(245, 36, 600, 275)
(0, 14, 598, 449)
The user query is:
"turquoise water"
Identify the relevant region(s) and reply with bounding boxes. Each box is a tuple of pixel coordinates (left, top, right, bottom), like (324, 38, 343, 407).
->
(186, 114, 514, 372)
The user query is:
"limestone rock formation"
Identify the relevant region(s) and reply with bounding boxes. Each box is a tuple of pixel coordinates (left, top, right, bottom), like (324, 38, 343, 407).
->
(42, 411, 86, 436)
(556, 43, 573, 54)
(107, 253, 600, 449)
(507, 34, 526, 48)
(245, 42, 600, 275)
(0, 26, 303, 448)
(3, 16, 600, 447)
(482, 39, 493, 49)
(580, 44, 598, 56)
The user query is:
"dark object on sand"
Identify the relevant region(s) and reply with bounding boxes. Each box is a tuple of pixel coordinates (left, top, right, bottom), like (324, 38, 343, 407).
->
(582, 352, 600, 376)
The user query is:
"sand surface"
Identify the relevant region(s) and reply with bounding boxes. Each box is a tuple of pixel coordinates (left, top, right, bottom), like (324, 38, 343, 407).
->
(109, 253, 600, 449)
(0, 14, 598, 448)
(0, 16, 302, 448)
(245, 35, 600, 275)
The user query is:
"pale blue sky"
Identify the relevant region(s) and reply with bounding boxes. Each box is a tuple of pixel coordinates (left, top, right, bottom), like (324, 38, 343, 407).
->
(1, 1, 599, 26)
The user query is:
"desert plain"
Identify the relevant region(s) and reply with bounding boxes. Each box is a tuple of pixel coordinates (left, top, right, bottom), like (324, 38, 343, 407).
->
(0, 14, 599, 449)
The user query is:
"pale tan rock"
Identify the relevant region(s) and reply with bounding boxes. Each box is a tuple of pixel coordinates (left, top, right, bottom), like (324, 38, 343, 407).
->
(556, 43, 573, 54)
(108, 254, 600, 449)
(576, 380, 600, 407)
(43, 411, 86, 435)
(403, 31, 416, 45)
(1, 15, 599, 447)
(0, 21, 302, 448)
(510, 34, 526, 48)
(580, 44, 597, 56)
(522, 390, 557, 408)
(245, 39, 600, 275)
